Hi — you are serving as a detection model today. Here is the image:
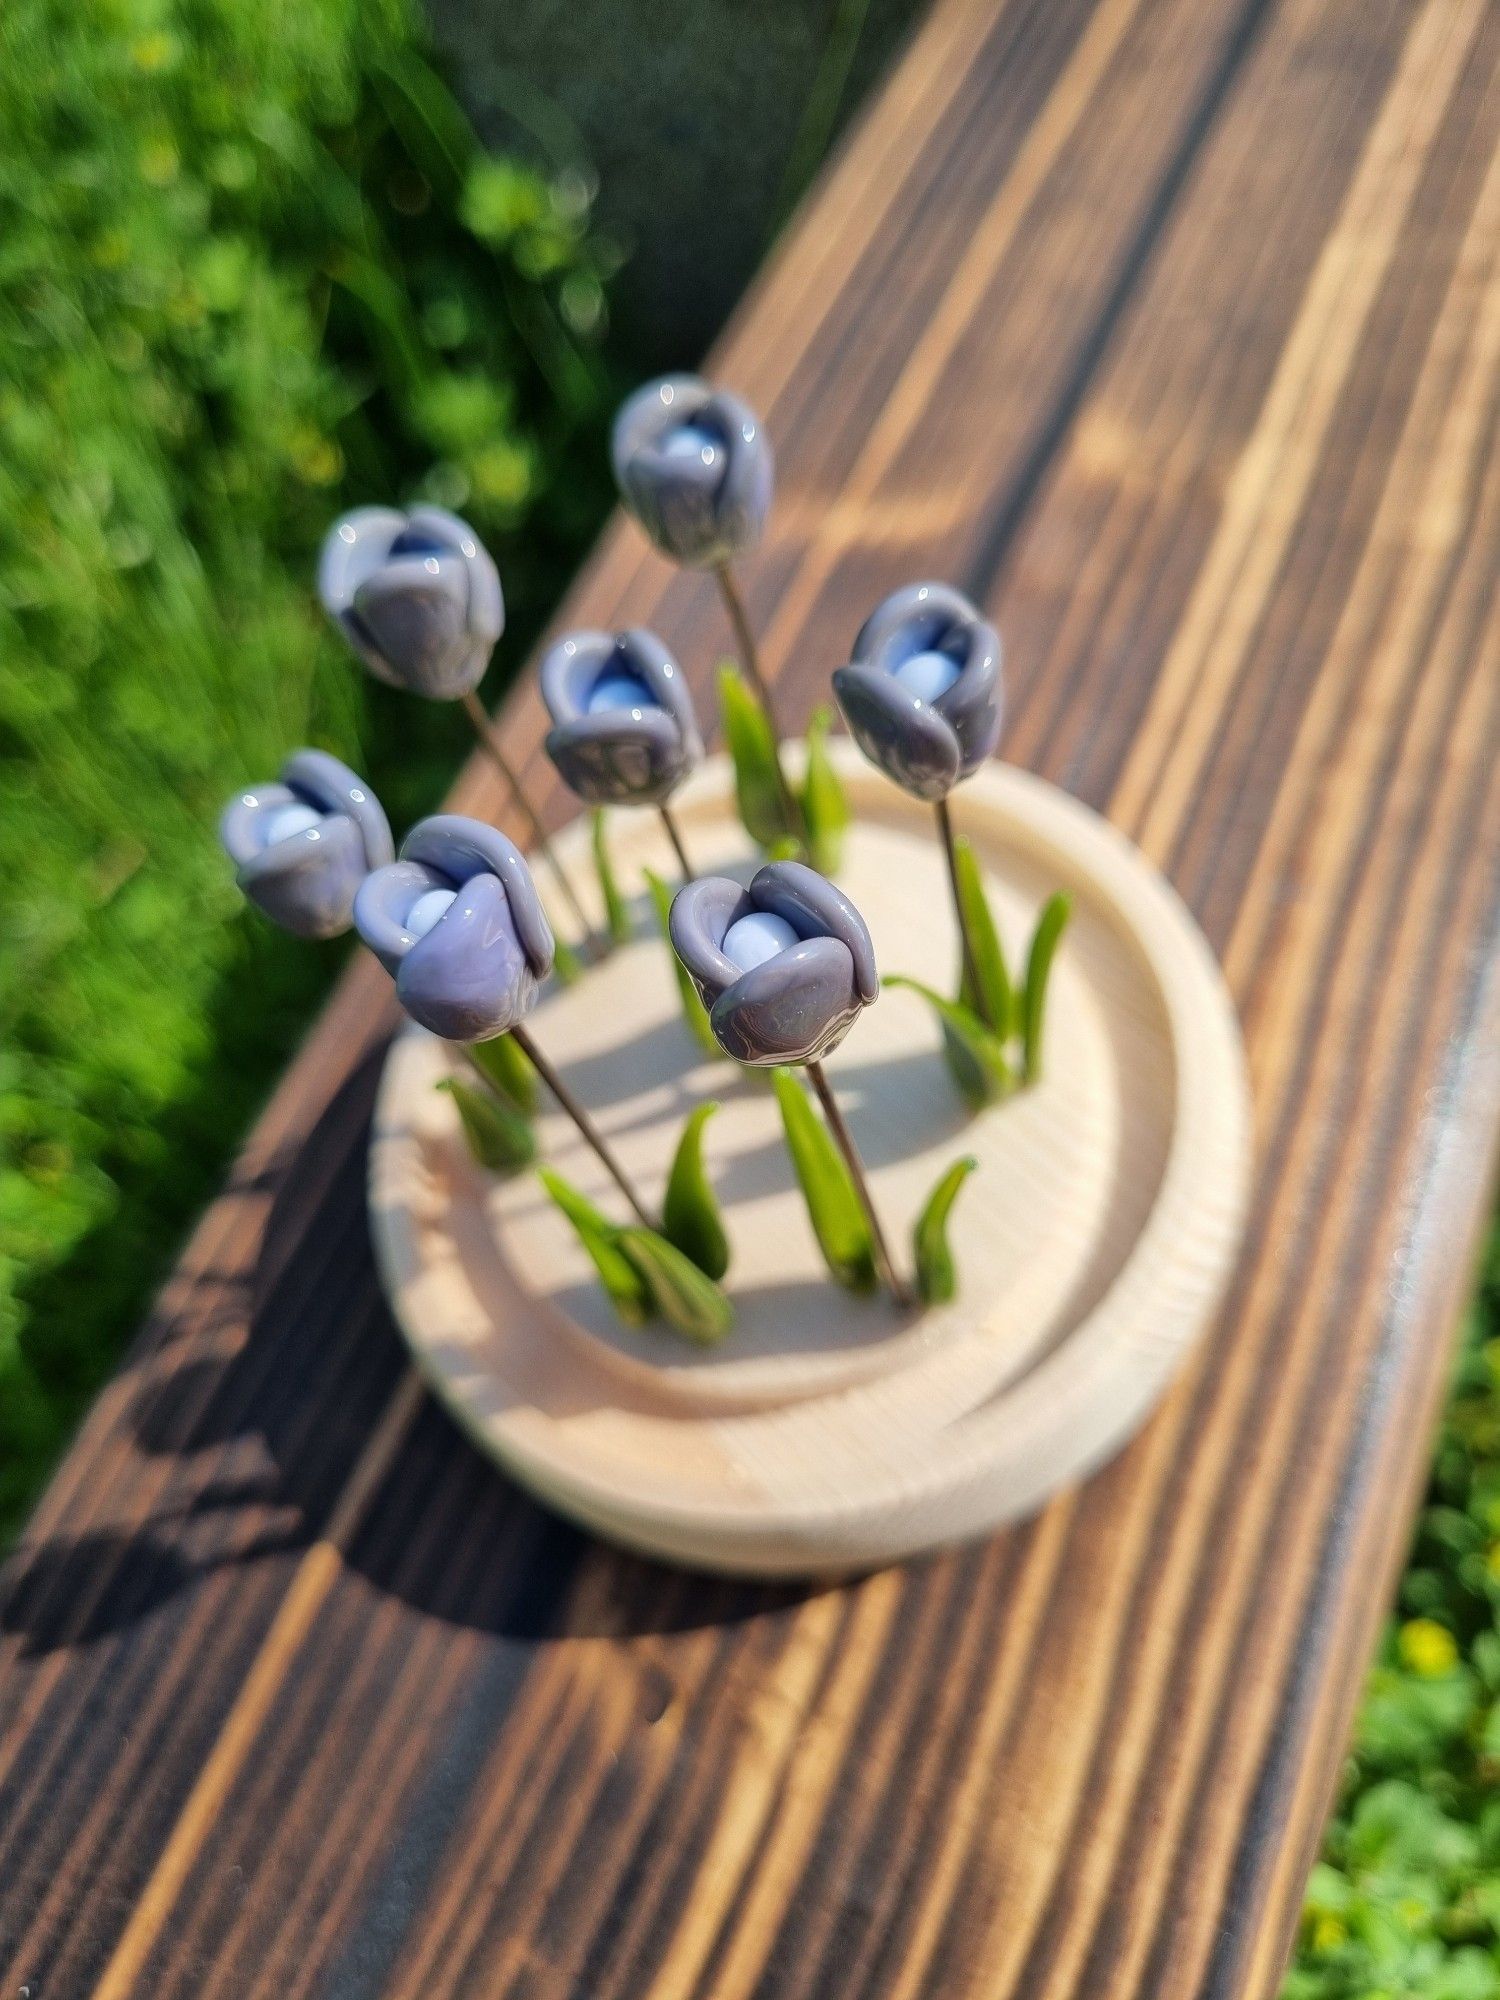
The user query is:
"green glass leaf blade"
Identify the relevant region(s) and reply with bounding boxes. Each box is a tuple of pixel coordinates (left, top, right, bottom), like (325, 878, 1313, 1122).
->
(951, 836, 1012, 1034)
(719, 662, 796, 848)
(646, 866, 718, 1057)
(538, 1167, 651, 1325)
(466, 1031, 538, 1115)
(1022, 893, 1072, 1084)
(884, 975, 1013, 1108)
(554, 936, 583, 985)
(770, 1068, 876, 1293)
(663, 1101, 730, 1280)
(913, 1155, 978, 1306)
(592, 807, 632, 946)
(436, 1077, 536, 1173)
(801, 705, 850, 875)
(617, 1229, 735, 1345)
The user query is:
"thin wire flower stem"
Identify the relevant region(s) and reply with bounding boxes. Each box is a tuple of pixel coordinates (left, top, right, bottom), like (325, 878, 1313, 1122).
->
(459, 689, 593, 941)
(713, 564, 801, 834)
(509, 1024, 656, 1231)
(658, 803, 694, 885)
(806, 1060, 914, 1309)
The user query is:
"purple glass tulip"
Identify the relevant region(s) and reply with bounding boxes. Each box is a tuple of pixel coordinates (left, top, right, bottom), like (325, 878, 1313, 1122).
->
(833, 582, 1002, 802)
(318, 505, 503, 702)
(611, 376, 773, 570)
(539, 627, 703, 808)
(220, 749, 393, 940)
(354, 816, 554, 1042)
(669, 861, 878, 1066)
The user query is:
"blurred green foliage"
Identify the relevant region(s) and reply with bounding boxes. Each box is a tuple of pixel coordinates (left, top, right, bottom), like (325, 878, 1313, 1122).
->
(1285, 1229, 1500, 2000)
(0, 0, 618, 1536)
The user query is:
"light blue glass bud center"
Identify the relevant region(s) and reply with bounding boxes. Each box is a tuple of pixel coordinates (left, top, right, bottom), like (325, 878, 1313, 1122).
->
(892, 649, 961, 703)
(587, 669, 660, 716)
(406, 887, 456, 939)
(723, 911, 799, 971)
(661, 421, 720, 466)
(259, 802, 322, 848)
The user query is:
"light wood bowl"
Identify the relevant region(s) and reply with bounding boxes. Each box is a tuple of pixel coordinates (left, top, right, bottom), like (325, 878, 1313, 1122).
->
(368, 747, 1251, 1575)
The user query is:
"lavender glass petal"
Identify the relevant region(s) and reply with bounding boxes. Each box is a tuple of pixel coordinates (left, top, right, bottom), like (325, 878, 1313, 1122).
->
(220, 749, 393, 940)
(669, 859, 877, 1066)
(832, 581, 1002, 802)
(354, 815, 555, 1042)
(318, 505, 504, 701)
(540, 627, 703, 807)
(611, 376, 773, 570)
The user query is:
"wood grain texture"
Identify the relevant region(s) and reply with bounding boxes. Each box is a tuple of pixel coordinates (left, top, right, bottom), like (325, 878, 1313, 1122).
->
(2, 0, 1497, 1991)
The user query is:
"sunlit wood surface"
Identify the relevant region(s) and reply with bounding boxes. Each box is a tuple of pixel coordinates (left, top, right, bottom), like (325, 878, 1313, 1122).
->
(3, 0, 1498, 1993)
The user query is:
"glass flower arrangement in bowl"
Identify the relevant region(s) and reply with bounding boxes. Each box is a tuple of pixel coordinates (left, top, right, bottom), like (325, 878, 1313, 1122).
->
(219, 374, 1251, 1573)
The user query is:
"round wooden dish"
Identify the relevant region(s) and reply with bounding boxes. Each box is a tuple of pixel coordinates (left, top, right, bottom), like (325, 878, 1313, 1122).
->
(368, 746, 1251, 1575)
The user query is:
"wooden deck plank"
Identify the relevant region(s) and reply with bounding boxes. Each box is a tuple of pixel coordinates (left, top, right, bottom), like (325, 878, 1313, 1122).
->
(2, 0, 1498, 1993)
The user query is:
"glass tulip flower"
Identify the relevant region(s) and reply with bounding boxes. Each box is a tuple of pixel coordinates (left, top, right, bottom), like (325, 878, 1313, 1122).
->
(540, 628, 703, 810)
(833, 582, 1001, 804)
(354, 815, 554, 1043)
(611, 376, 772, 572)
(220, 749, 392, 940)
(317, 505, 503, 703)
(669, 860, 877, 1068)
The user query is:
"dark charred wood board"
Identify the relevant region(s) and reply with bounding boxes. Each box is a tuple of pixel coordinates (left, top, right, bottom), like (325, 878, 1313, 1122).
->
(3, 0, 1498, 1993)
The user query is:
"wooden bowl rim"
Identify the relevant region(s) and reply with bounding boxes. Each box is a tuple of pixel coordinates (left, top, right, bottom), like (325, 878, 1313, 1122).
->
(369, 748, 1251, 1574)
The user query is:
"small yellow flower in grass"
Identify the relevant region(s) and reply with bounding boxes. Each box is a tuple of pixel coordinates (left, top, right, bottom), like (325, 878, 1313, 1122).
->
(1397, 1617, 1458, 1676)
(290, 429, 343, 486)
(90, 230, 129, 271)
(139, 137, 179, 187)
(129, 30, 177, 71)
(1310, 1915, 1347, 1953)
(471, 440, 531, 508)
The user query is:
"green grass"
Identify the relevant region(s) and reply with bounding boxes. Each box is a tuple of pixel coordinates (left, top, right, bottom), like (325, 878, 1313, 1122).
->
(0, 0, 618, 1539)
(1284, 1228, 1500, 2000)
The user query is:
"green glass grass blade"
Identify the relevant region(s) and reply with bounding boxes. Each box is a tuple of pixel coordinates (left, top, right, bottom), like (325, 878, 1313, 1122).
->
(719, 661, 796, 848)
(617, 1229, 735, 1344)
(913, 1155, 977, 1306)
(646, 866, 718, 1057)
(436, 1077, 536, 1173)
(951, 835, 1012, 1034)
(884, 975, 1013, 1107)
(1022, 893, 1072, 1084)
(770, 1067, 876, 1293)
(801, 705, 850, 876)
(663, 1101, 730, 1280)
(466, 1030, 538, 1115)
(592, 807, 632, 946)
(554, 936, 583, 985)
(538, 1166, 650, 1325)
